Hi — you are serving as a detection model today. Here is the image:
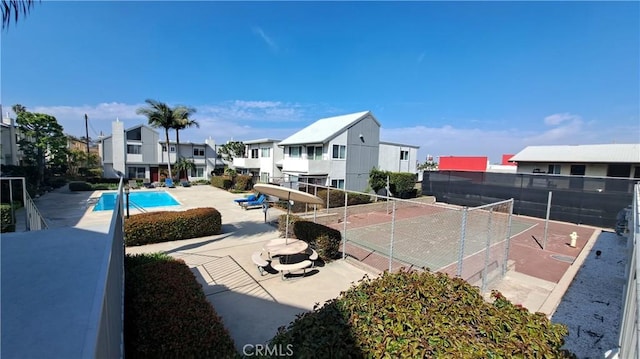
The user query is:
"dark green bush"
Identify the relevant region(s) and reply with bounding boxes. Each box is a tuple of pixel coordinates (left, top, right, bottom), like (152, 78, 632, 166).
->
(1, 204, 15, 233)
(293, 220, 341, 261)
(233, 175, 253, 191)
(125, 207, 222, 246)
(124, 253, 237, 358)
(68, 181, 93, 191)
(211, 176, 233, 190)
(316, 189, 371, 208)
(268, 270, 572, 358)
(85, 177, 121, 184)
(389, 172, 418, 198)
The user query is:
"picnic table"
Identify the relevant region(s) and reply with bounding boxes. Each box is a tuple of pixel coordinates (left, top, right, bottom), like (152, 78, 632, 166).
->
(263, 238, 308, 258)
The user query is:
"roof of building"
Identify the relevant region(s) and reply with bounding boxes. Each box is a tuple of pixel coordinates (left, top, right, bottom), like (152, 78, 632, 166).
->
(100, 123, 157, 141)
(379, 140, 420, 149)
(279, 111, 378, 146)
(242, 138, 281, 145)
(510, 144, 640, 163)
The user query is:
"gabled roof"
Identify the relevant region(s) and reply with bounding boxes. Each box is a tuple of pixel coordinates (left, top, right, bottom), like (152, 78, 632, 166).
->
(379, 140, 420, 149)
(242, 138, 281, 145)
(279, 111, 378, 146)
(510, 144, 640, 163)
(100, 123, 158, 141)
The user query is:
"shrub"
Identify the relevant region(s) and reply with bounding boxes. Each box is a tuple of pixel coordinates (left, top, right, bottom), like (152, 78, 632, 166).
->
(124, 254, 237, 358)
(315, 189, 371, 208)
(268, 270, 572, 358)
(125, 207, 222, 246)
(233, 175, 253, 191)
(0, 204, 15, 233)
(85, 177, 121, 184)
(278, 214, 303, 239)
(293, 220, 341, 261)
(68, 181, 93, 191)
(211, 176, 233, 190)
(389, 172, 418, 198)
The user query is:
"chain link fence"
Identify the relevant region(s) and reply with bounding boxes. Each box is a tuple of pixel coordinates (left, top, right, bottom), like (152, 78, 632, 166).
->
(289, 182, 517, 292)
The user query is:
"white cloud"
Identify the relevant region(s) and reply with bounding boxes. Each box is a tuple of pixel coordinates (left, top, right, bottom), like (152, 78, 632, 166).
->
(253, 26, 278, 52)
(543, 112, 580, 126)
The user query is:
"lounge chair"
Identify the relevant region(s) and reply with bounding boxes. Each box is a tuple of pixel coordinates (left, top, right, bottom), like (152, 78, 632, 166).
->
(234, 194, 257, 205)
(180, 180, 191, 187)
(128, 179, 140, 189)
(143, 178, 154, 188)
(240, 194, 266, 210)
(164, 178, 176, 188)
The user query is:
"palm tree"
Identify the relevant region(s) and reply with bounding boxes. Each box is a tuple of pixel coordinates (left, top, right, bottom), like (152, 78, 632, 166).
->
(136, 99, 176, 178)
(174, 157, 196, 181)
(172, 106, 198, 158)
(2, 0, 38, 29)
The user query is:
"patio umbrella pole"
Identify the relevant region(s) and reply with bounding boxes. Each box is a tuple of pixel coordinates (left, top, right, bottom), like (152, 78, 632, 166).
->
(285, 192, 292, 244)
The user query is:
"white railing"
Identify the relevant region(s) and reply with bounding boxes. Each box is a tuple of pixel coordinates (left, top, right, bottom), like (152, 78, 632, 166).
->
(83, 177, 125, 358)
(616, 183, 640, 358)
(0, 177, 47, 231)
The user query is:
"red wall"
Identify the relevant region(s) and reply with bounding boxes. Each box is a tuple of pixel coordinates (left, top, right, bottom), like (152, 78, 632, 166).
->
(502, 154, 516, 166)
(438, 156, 488, 172)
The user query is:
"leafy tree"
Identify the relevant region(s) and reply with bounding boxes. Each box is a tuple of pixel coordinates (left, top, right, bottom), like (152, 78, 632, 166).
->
(174, 157, 195, 181)
(418, 160, 438, 171)
(218, 141, 245, 162)
(172, 108, 198, 156)
(368, 167, 391, 193)
(67, 148, 100, 177)
(136, 99, 177, 178)
(2, 0, 38, 29)
(13, 104, 68, 187)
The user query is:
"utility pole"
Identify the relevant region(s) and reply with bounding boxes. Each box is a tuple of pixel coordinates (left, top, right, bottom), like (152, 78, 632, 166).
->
(84, 113, 90, 167)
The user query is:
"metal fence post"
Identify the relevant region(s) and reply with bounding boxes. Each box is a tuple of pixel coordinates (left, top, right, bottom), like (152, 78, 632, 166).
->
(481, 208, 493, 293)
(456, 208, 468, 277)
(502, 199, 514, 277)
(389, 200, 396, 272)
(543, 191, 552, 249)
(342, 191, 348, 260)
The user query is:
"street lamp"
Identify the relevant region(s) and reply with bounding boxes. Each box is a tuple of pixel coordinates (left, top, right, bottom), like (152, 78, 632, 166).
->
(124, 186, 130, 219)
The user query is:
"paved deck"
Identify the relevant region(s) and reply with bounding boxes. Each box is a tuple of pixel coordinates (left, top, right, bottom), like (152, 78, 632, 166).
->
(3, 183, 624, 355)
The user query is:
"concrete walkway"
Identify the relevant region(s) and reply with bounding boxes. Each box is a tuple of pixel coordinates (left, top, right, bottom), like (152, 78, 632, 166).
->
(11, 183, 600, 353)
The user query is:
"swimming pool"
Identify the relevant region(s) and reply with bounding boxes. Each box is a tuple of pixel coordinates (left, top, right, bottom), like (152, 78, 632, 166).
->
(93, 191, 180, 211)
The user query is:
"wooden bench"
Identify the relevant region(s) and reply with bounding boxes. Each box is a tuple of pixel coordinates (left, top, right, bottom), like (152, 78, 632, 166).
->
(251, 251, 270, 276)
(272, 260, 312, 280)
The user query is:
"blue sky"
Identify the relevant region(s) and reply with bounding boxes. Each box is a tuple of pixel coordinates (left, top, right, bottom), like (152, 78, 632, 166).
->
(2, 1, 638, 163)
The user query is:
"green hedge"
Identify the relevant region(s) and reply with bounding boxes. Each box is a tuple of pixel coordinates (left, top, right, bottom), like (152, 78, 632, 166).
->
(268, 270, 572, 358)
(211, 176, 233, 190)
(389, 172, 418, 198)
(69, 181, 93, 191)
(1, 204, 15, 233)
(125, 207, 222, 246)
(233, 175, 253, 191)
(316, 189, 371, 208)
(293, 220, 341, 261)
(124, 253, 237, 358)
(278, 214, 303, 239)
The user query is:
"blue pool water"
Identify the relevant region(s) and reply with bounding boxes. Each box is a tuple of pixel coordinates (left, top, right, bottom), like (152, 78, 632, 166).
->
(93, 191, 180, 211)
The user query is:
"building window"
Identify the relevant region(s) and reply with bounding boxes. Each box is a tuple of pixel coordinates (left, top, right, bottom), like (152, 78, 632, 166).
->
(162, 145, 176, 153)
(570, 165, 586, 176)
(190, 166, 204, 178)
(400, 150, 409, 160)
(126, 128, 142, 141)
(332, 145, 346, 159)
(127, 144, 141, 154)
(331, 179, 345, 189)
(251, 149, 259, 159)
(260, 172, 270, 182)
(547, 164, 561, 174)
(307, 145, 323, 160)
(261, 148, 271, 158)
(193, 147, 205, 157)
(127, 166, 145, 178)
(289, 146, 302, 158)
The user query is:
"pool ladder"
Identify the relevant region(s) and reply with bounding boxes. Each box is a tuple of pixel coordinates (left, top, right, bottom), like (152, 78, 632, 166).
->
(128, 200, 148, 213)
